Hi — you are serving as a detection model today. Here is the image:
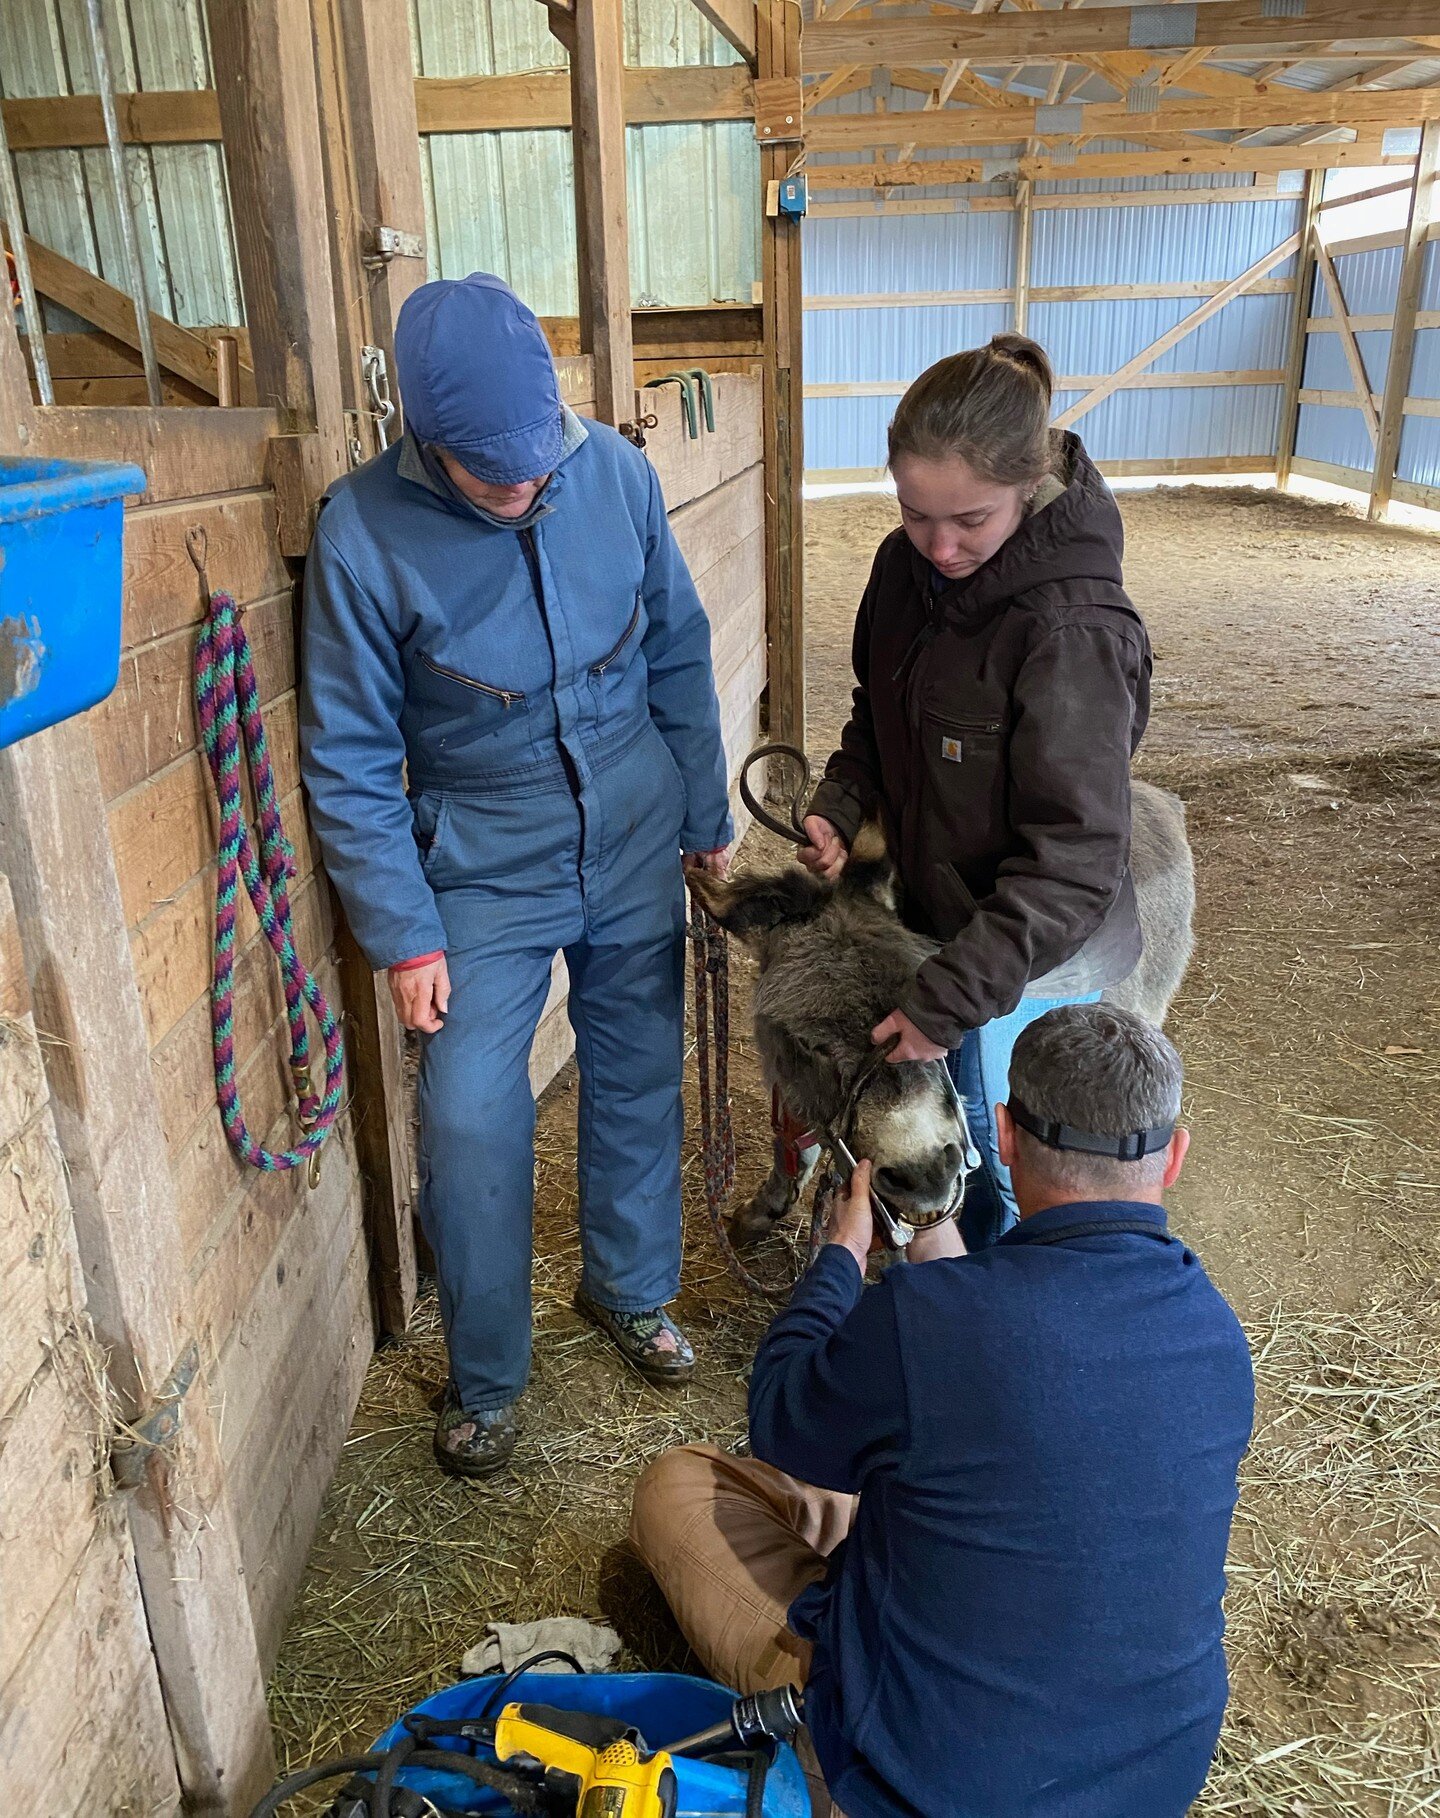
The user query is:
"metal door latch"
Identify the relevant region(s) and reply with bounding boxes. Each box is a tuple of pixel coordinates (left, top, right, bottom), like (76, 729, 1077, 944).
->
(362, 345, 397, 450)
(111, 1342, 201, 1490)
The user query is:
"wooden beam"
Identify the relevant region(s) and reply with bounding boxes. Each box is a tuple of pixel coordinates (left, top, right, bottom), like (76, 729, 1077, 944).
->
(1053, 231, 1301, 430)
(686, 0, 758, 67)
(0, 249, 37, 447)
(760, 0, 804, 753)
(806, 141, 1399, 186)
(1013, 177, 1033, 336)
(339, 0, 428, 385)
(1370, 118, 1440, 517)
(14, 234, 234, 398)
(807, 370, 1287, 398)
(802, 5, 1440, 73)
(4, 70, 755, 149)
(1313, 238, 1382, 443)
(0, 718, 275, 1814)
(208, 0, 347, 450)
(570, 0, 634, 429)
(1276, 170, 1323, 490)
(804, 279, 1295, 307)
(415, 66, 752, 131)
(804, 82, 1440, 152)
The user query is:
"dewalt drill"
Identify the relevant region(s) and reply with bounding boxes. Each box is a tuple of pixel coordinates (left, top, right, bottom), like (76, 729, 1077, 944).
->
(492, 1701, 677, 1817)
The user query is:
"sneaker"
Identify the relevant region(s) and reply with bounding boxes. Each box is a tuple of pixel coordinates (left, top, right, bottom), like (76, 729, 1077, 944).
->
(432, 1387, 518, 1479)
(573, 1289, 695, 1388)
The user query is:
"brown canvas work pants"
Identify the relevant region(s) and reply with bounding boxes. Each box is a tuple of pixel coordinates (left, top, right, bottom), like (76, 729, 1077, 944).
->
(630, 1442, 858, 1818)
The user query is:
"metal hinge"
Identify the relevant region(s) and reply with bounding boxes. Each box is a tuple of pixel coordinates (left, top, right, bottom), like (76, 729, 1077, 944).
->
(111, 1342, 200, 1490)
(368, 225, 425, 265)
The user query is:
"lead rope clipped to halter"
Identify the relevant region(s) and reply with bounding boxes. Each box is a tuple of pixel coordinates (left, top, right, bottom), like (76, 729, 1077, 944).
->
(188, 528, 344, 1182)
(689, 897, 806, 1304)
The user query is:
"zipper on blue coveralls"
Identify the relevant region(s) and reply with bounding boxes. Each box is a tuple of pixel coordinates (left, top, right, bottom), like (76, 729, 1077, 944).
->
(591, 599, 642, 675)
(419, 650, 524, 708)
(519, 525, 590, 896)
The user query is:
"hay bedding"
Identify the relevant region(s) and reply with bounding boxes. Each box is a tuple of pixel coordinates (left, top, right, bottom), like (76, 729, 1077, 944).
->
(272, 488, 1440, 1815)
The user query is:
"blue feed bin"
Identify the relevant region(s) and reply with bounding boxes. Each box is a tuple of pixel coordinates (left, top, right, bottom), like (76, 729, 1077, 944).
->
(369, 1671, 810, 1816)
(0, 456, 147, 750)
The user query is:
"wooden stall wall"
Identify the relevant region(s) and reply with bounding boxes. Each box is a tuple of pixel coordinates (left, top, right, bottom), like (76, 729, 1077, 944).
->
(529, 369, 765, 1089)
(0, 872, 182, 1813)
(30, 404, 374, 1672)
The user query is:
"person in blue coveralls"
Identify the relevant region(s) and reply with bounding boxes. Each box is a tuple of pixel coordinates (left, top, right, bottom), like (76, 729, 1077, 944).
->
(300, 274, 733, 1479)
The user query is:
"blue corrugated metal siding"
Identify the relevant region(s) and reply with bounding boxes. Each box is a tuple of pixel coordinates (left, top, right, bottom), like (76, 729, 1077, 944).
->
(414, 0, 758, 313)
(1398, 241, 1440, 494)
(4, 0, 241, 328)
(805, 164, 1303, 475)
(1295, 241, 1403, 481)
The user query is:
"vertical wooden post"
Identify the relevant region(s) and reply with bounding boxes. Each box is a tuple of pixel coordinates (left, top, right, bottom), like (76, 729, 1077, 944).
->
(208, 0, 347, 450)
(1013, 178, 1033, 337)
(0, 270, 37, 450)
(570, 0, 635, 428)
(0, 721, 275, 1816)
(1276, 170, 1323, 491)
(1369, 120, 1440, 520)
(338, 0, 429, 375)
(760, 0, 805, 754)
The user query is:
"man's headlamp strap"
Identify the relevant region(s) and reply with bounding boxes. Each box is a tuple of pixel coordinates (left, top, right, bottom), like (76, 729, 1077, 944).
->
(1007, 1096, 1174, 1162)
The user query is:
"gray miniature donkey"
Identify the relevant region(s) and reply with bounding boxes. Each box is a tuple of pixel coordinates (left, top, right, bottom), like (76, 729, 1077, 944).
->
(688, 780, 1195, 1240)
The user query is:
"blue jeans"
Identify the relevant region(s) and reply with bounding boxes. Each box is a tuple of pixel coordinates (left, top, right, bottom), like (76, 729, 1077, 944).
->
(947, 990, 1103, 1251)
(415, 724, 688, 1410)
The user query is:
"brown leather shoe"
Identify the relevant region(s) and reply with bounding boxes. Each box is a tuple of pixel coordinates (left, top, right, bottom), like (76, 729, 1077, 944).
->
(432, 1387, 518, 1479)
(573, 1290, 695, 1388)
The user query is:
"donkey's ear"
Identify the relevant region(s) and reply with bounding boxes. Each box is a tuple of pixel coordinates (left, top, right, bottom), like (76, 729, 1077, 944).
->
(841, 818, 899, 914)
(688, 865, 828, 943)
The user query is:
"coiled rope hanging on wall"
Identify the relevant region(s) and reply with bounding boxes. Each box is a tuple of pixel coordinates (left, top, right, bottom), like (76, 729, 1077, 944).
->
(188, 527, 344, 1180)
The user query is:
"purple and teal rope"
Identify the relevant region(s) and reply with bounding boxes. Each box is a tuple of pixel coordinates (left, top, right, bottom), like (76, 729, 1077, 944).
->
(194, 588, 344, 1172)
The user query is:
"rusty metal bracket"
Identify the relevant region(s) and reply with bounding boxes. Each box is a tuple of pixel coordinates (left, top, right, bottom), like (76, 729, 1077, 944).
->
(111, 1341, 201, 1490)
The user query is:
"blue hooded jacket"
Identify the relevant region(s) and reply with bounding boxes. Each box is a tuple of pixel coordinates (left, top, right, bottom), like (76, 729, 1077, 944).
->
(299, 275, 733, 969)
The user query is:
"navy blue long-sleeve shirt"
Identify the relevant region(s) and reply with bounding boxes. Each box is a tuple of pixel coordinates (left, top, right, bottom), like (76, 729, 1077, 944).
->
(748, 1200, 1254, 1818)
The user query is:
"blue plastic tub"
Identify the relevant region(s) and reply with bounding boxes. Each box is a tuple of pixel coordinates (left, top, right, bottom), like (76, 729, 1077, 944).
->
(0, 456, 147, 750)
(369, 1671, 810, 1816)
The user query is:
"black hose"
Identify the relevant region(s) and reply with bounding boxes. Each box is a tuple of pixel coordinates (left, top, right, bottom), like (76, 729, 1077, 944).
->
(475, 1646, 588, 1717)
(248, 1745, 546, 1818)
(745, 1744, 771, 1818)
(368, 1730, 416, 1818)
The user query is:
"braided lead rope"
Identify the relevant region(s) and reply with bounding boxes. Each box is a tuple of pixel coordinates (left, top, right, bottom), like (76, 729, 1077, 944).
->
(191, 536, 344, 1175)
(689, 901, 807, 1304)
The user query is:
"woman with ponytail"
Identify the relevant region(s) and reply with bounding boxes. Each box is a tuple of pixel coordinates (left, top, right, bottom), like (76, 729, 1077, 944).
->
(802, 334, 1153, 1248)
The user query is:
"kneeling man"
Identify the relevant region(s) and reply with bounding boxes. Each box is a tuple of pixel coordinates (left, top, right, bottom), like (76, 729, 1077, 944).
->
(632, 1004, 1253, 1817)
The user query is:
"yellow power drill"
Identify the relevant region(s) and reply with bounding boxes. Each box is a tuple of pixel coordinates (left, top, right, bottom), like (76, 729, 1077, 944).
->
(492, 1702, 678, 1817)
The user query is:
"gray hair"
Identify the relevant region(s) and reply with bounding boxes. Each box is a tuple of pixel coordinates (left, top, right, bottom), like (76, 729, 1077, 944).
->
(1009, 1005, 1183, 1193)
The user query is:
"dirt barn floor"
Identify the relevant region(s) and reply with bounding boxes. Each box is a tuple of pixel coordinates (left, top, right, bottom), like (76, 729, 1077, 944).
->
(271, 485, 1440, 1815)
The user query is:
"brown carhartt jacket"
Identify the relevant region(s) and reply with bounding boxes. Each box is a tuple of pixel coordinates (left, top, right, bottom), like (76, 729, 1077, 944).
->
(808, 434, 1151, 1048)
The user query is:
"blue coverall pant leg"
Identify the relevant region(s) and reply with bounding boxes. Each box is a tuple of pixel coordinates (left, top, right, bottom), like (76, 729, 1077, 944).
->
(415, 727, 688, 1412)
(948, 988, 1103, 1251)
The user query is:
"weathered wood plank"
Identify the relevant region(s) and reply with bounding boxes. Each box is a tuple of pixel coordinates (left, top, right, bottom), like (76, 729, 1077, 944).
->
(32, 408, 282, 503)
(0, 716, 274, 1809)
(95, 592, 295, 801)
(150, 873, 332, 1155)
(0, 1502, 179, 1815)
(648, 374, 763, 514)
(120, 490, 289, 648)
(129, 783, 320, 1051)
(670, 464, 765, 587)
(0, 1121, 83, 1424)
(570, 0, 633, 430)
(107, 690, 301, 930)
(215, 1134, 369, 1479)
(240, 1224, 371, 1670)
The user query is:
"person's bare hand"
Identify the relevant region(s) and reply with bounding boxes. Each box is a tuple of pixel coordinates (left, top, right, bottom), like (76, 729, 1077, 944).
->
(683, 847, 731, 877)
(907, 1219, 966, 1263)
(827, 1158, 875, 1270)
(389, 956, 451, 1034)
(872, 1009, 948, 1064)
(799, 814, 847, 881)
